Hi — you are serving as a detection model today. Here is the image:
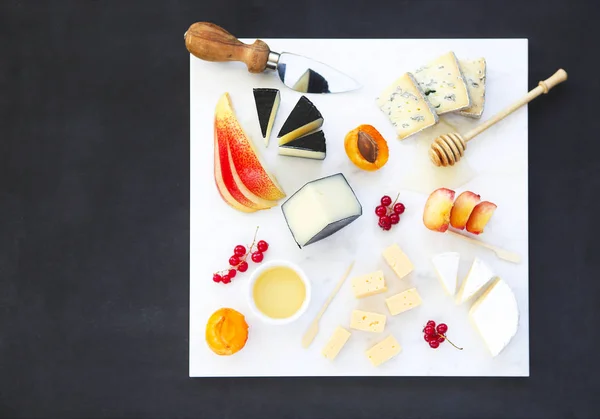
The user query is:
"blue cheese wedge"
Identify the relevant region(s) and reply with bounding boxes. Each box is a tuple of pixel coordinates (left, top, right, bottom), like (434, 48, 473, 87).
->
(413, 52, 471, 115)
(376, 72, 439, 140)
(458, 58, 487, 118)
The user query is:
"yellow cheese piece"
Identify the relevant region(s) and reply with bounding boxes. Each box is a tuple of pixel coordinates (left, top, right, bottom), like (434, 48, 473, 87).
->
(351, 270, 387, 298)
(385, 288, 422, 316)
(321, 326, 351, 360)
(350, 310, 386, 333)
(382, 244, 414, 280)
(365, 335, 402, 367)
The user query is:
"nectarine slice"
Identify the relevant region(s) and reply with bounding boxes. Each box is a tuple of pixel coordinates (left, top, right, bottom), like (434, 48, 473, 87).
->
(450, 191, 481, 230)
(466, 201, 497, 234)
(423, 188, 455, 232)
(205, 308, 249, 356)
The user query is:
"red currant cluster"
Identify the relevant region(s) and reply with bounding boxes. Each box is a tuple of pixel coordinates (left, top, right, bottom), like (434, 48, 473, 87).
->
(375, 193, 405, 231)
(212, 227, 269, 284)
(423, 320, 462, 350)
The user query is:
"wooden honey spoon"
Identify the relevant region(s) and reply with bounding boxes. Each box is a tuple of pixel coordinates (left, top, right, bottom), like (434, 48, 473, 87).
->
(429, 69, 568, 167)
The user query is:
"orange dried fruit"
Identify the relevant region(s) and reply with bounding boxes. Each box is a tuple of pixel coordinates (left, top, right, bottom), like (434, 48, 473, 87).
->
(205, 308, 249, 356)
(344, 124, 389, 171)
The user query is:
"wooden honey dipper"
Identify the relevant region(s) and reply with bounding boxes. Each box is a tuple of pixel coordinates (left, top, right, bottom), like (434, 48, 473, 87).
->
(429, 69, 568, 167)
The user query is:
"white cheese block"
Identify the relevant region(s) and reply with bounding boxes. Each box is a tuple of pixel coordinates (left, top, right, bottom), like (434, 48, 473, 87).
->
(456, 257, 495, 304)
(382, 243, 414, 280)
(350, 310, 386, 333)
(432, 252, 460, 296)
(470, 278, 519, 357)
(281, 173, 362, 248)
(321, 326, 351, 360)
(365, 335, 402, 367)
(385, 288, 422, 316)
(413, 51, 471, 114)
(376, 72, 439, 140)
(351, 270, 387, 298)
(458, 58, 487, 118)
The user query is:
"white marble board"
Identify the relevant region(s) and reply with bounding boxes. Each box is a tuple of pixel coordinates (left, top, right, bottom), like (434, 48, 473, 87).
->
(190, 39, 529, 377)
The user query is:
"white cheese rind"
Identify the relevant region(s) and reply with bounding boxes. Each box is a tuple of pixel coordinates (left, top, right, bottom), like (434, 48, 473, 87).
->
(382, 244, 414, 280)
(385, 288, 422, 316)
(350, 310, 386, 333)
(456, 257, 495, 304)
(351, 270, 387, 298)
(469, 278, 519, 357)
(458, 58, 486, 118)
(281, 173, 362, 248)
(376, 72, 439, 140)
(413, 52, 471, 114)
(365, 335, 402, 367)
(432, 252, 460, 296)
(321, 326, 351, 360)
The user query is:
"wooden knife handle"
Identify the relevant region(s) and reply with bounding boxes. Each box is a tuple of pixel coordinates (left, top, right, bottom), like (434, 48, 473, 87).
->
(184, 22, 270, 73)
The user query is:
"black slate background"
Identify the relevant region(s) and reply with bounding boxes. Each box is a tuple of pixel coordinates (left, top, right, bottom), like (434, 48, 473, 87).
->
(1, 1, 598, 418)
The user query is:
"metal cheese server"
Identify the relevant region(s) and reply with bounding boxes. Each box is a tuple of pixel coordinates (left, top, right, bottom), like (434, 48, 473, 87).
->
(184, 22, 361, 94)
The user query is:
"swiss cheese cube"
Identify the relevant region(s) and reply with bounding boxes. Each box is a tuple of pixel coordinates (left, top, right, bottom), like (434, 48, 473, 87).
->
(413, 51, 471, 114)
(382, 244, 414, 280)
(385, 288, 422, 316)
(321, 326, 351, 360)
(351, 270, 387, 298)
(376, 72, 439, 140)
(365, 335, 402, 367)
(458, 58, 487, 118)
(350, 310, 386, 333)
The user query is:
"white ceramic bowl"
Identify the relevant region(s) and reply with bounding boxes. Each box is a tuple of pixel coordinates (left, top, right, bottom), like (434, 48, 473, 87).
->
(247, 260, 312, 325)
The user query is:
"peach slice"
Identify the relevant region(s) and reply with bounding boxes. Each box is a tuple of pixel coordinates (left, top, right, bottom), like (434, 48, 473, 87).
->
(216, 93, 286, 201)
(450, 191, 481, 230)
(423, 188, 456, 232)
(466, 201, 497, 234)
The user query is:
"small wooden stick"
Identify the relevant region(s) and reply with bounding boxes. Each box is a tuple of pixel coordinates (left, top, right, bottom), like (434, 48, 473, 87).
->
(448, 230, 521, 264)
(301, 261, 355, 349)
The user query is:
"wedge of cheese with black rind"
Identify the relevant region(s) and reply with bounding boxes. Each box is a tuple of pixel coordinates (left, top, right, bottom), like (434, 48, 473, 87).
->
(470, 277, 519, 357)
(292, 69, 330, 94)
(376, 72, 439, 140)
(432, 252, 460, 296)
(253, 88, 281, 146)
(281, 173, 362, 248)
(456, 257, 495, 304)
(278, 130, 326, 160)
(277, 96, 323, 145)
(458, 58, 486, 118)
(413, 51, 471, 115)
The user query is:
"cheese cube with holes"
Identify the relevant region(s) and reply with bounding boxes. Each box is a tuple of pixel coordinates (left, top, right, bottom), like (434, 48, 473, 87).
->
(350, 310, 386, 333)
(321, 327, 351, 360)
(365, 335, 402, 367)
(281, 173, 362, 248)
(351, 270, 387, 298)
(385, 288, 422, 316)
(382, 244, 414, 280)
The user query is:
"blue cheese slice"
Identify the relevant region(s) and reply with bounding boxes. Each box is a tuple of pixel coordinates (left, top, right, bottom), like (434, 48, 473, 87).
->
(458, 58, 487, 118)
(413, 52, 471, 115)
(376, 73, 439, 140)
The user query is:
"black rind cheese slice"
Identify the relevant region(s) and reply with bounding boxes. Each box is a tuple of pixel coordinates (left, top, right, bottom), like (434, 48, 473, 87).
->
(277, 96, 324, 145)
(252, 88, 280, 144)
(292, 69, 330, 94)
(278, 130, 326, 160)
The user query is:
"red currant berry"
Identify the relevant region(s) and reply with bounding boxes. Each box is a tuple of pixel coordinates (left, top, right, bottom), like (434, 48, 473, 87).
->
(212, 273, 222, 283)
(389, 213, 400, 225)
(424, 334, 432, 342)
(251, 251, 264, 263)
(380, 215, 391, 225)
(437, 336, 445, 343)
(426, 320, 436, 328)
(221, 274, 231, 284)
(382, 224, 392, 231)
(381, 195, 392, 206)
(229, 255, 240, 266)
(237, 261, 248, 272)
(394, 203, 405, 214)
(429, 340, 440, 349)
(257, 240, 269, 252)
(436, 323, 448, 334)
(228, 269, 237, 278)
(424, 325, 435, 336)
(234, 245, 246, 257)
(375, 205, 387, 217)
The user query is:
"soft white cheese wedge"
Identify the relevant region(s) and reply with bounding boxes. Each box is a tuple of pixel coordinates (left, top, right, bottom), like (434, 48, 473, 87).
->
(469, 278, 519, 357)
(456, 257, 495, 304)
(432, 252, 460, 296)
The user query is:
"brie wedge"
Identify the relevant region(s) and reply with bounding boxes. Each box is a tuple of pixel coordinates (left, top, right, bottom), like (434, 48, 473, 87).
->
(456, 257, 495, 304)
(469, 278, 519, 357)
(432, 252, 460, 296)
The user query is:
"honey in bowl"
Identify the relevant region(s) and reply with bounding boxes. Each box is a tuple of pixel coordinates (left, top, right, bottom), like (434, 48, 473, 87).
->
(252, 266, 306, 319)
